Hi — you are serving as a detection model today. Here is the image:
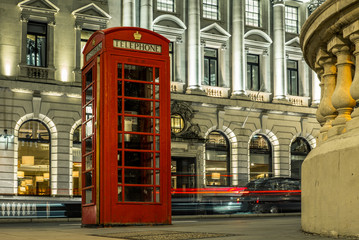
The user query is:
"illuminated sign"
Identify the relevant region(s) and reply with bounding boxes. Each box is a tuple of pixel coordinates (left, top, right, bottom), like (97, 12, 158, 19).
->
(113, 40, 162, 53)
(86, 42, 102, 62)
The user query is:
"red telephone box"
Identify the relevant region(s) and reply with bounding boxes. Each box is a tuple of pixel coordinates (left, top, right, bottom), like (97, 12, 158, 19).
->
(81, 27, 171, 226)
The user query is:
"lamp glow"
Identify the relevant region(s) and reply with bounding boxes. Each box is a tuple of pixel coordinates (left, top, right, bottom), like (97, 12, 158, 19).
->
(61, 68, 68, 82)
(73, 171, 79, 178)
(5, 63, 11, 76)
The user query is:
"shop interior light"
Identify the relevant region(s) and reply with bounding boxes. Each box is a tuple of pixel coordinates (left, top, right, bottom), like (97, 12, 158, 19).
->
(36, 176, 44, 182)
(17, 171, 25, 178)
(211, 172, 221, 179)
(22, 156, 34, 165)
(24, 179, 33, 186)
(73, 171, 79, 178)
(43, 172, 49, 180)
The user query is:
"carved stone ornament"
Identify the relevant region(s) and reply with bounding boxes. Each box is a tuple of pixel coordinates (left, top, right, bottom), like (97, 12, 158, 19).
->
(171, 101, 203, 139)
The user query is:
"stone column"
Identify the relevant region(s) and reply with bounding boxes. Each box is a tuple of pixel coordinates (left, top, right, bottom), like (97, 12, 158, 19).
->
(123, 0, 136, 27)
(327, 36, 356, 136)
(186, 0, 204, 94)
(344, 21, 359, 130)
(231, 0, 246, 98)
(272, 0, 287, 101)
(317, 49, 337, 141)
(140, 0, 153, 30)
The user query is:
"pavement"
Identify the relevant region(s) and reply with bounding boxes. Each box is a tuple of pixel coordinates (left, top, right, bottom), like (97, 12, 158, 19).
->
(0, 214, 356, 240)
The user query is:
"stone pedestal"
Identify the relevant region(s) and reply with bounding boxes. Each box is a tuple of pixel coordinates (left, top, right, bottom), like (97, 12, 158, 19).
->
(301, 130, 359, 237)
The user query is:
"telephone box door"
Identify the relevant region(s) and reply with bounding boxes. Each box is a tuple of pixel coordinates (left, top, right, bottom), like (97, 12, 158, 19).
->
(101, 56, 171, 224)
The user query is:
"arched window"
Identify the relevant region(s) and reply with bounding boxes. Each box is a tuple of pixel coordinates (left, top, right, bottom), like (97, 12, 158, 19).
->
(249, 134, 272, 180)
(18, 120, 50, 196)
(205, 131, 230, 186)
(72, 126, 82, 196)
(291, 137, 311, 179)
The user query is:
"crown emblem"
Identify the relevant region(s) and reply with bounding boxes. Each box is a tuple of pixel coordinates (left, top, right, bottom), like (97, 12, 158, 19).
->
(92, 39, 96, 46)
(134, 31, 142, 40)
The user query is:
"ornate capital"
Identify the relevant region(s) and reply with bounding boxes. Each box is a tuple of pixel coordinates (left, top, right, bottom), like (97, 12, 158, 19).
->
(271, 0, 284, 5)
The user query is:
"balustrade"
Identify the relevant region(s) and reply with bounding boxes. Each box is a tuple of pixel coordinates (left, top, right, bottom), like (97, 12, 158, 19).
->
(301, 1, 359, 141)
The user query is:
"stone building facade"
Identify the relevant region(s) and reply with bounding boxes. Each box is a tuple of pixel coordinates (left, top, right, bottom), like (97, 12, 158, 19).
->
(0, 0, 319, 216)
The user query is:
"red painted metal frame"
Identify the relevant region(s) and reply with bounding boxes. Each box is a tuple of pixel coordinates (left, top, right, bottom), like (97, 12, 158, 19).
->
(82, 27, 171, 225)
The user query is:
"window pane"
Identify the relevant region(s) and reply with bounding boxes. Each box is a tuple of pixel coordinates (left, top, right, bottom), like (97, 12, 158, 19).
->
(85, 171, 92, 187)
(85, 189, 93, 204)
(27, 22, 47, 67)
(203, 0, 219, 20)
(250, 134, 272, 180)
(285, 6, 298, 33)
(124, 186, 154, 202)
(124, 64, 153, 82)
(124, 152, 153, 167)
(124, 116, 153, 133)
(124, 99, 153, 116)
(125, 82, 153, 99)
(205, 131, 229, 186)
(124, 134, 153, 150)
(18, 121, 51, 196)
(246, 0, 260, 27)
(125, 169, 153, 184)
(85, 154, 93, 170)
(157, 0, 175, 12)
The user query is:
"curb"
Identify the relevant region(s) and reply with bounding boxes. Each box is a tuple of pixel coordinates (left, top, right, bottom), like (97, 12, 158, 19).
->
(0, 213, 300, 223)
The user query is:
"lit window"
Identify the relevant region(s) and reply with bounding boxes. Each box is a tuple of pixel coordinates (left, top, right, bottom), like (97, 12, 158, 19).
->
(285, 6, 298, 33)
(73, 126, 82, 196)
(18, 120, 50, 196)
(157, 0, 175, 12)
(171, 114, 184, 133)
(27, 22, 47, 67)
(205, 131, 229, 186)
(203, 0, 219, 20)
(247, 54, 260, 91)
(287, 59, 299, 96)
(245, 0, 260, 27)
(249, 134, 272, 180)
(203, 48, 218, 86)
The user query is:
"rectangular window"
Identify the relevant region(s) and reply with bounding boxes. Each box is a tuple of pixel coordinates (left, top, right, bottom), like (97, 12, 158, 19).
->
(285, 6, 298, 34)
(157, 0, 175, 12)
(27, 22, 47, 67)
(287, 59, 299, 96)
(203, 48, 218, 86)
(203, 0, 219, 20)
(245, 0, 260, 27)
(247, 54, 260, 91)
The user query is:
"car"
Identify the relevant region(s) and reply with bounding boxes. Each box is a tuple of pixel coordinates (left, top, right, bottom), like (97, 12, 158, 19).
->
(238, 177, 301, 213)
